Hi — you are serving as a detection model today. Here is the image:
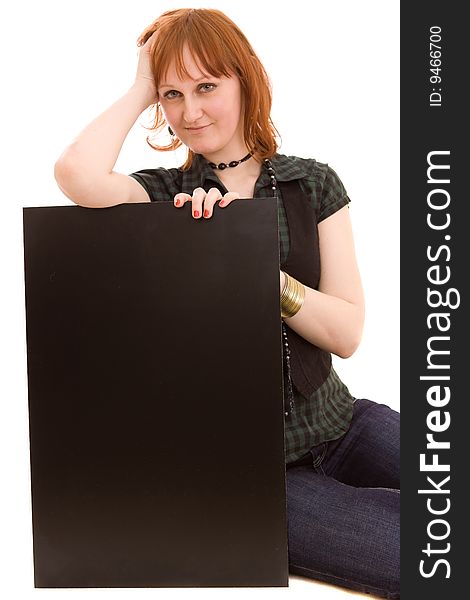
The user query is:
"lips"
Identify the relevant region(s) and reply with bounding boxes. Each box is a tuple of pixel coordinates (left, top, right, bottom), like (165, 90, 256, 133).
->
(186, 124, 211, 132)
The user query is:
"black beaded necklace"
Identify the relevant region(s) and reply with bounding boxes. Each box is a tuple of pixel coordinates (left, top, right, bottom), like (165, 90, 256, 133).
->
(207, 152, 277, 191)
(208, 152, 295, 417)
(208, 152, 253, 170)
(263, 158, 295, 417)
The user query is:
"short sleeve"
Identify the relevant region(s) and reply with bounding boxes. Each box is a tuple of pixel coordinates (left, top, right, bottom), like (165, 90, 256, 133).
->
(318, 165, 351, 223)
(129, 171, 155, 201)
(128, 168, 180, 202)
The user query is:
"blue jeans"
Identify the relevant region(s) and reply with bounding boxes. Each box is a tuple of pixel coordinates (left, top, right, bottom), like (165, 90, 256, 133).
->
(286, 398, 400, 599)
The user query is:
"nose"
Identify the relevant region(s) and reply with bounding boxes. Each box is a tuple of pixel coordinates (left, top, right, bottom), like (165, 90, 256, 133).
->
(183, 95, 204, 125)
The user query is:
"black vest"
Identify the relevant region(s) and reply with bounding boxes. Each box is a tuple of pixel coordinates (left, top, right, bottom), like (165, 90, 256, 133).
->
(195, 173, 331, 401)
(278, 179, 331, 399)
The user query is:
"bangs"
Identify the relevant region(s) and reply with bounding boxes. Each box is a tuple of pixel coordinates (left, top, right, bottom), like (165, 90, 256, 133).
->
(152, 19, 235, 86)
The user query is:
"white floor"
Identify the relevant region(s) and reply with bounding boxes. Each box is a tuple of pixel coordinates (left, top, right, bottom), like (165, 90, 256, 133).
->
(290, 573, 379, 597)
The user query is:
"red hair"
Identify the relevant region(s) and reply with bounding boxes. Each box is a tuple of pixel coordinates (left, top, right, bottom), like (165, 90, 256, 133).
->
(136, 8, 280, 169)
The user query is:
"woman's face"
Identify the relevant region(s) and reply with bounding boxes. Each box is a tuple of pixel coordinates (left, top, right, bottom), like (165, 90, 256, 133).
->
(157, 45, 245, 160)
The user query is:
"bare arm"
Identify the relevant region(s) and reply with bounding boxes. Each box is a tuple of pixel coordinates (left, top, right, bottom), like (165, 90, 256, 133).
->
(54, 36, 158, 207)
(282, 206, 365, 358)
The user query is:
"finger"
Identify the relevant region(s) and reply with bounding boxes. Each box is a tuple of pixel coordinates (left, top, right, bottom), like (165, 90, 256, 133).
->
(174, 193, 192, 208)
(202, 187, 223, 218)
(219, 191, 241, 207)
(191, 187, 206, 218)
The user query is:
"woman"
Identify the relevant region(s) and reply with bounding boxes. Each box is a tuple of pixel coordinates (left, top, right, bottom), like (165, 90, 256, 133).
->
(54, 8, 400, 598)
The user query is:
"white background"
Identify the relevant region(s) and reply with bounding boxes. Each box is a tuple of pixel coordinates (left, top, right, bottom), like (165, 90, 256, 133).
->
(0, 1, 399, 597)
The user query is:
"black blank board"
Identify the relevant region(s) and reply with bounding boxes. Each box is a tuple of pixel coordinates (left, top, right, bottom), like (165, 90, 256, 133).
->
(22, 199, 288, 588)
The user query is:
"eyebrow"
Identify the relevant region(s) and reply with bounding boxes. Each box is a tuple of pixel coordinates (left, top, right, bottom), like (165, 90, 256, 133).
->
(159, 75, 215, 89)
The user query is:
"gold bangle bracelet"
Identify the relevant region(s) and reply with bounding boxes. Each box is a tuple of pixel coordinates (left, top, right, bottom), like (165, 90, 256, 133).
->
(280, 271, 305, 318)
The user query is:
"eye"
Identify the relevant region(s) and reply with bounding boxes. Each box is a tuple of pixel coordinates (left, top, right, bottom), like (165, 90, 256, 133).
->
(163, 90, 180, 99)
(199, 83, 216, 93)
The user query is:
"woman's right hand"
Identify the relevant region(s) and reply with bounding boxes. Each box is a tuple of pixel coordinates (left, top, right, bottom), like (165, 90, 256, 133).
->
(134, 32, 158, 104)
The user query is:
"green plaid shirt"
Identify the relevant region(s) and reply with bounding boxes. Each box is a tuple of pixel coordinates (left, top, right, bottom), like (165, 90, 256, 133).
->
(130, 153, 355, 463)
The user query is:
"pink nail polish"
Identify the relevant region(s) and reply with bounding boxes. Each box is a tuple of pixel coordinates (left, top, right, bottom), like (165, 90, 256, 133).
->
(204, 209, 209, 218)
(194, 210, 200, 218)
(219, 201, 225, 207)
(175, 199, 180, 206)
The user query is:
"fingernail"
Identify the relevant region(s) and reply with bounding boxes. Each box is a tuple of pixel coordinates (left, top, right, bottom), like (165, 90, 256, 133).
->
(219, 201, 225, 207)
(203, 209, 209, 218)
(175, 199, 180, 206)
(193, 210, 200, 218)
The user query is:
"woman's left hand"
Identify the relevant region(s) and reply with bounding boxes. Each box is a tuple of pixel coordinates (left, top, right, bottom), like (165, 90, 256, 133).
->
(174, 187, 241, 219)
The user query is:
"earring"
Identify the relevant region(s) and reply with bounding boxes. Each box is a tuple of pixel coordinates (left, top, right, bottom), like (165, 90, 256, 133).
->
(168, 125, 175, 136)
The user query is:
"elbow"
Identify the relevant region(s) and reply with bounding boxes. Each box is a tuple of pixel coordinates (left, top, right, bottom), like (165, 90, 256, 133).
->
(335, 329, 363, 359)
(336, 306, 365, 358)
(53, 158, 65, 185)
(336, 342, 359, 359)
(54, 156, 75, 195)
(54, 156, 97, 208)
(54, 146, 74, 180)
(54, 146, 88, 201)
